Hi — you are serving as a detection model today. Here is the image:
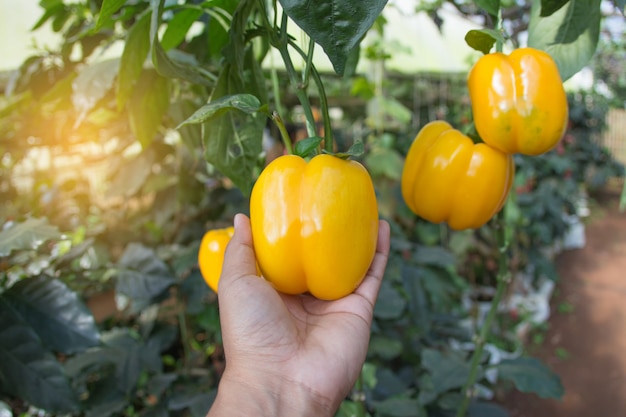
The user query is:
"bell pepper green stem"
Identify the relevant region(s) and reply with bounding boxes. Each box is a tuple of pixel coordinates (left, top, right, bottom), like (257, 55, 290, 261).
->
(455, 209, 510, 417)
(286, 40, 333, 153)
(271, 111, 294, 155)
(276, 12, 317, 139)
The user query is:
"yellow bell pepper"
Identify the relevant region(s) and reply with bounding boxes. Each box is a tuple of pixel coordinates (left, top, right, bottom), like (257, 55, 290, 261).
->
(250, 154, 379, 300)
(401, 121, 514, 230)
(198, 227, 234, 293)
(468, 47, 568, 156)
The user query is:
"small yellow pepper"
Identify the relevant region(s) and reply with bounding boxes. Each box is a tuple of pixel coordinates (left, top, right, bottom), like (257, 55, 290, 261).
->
(198, 227, 234, 293)
(401, 121, 514, 230)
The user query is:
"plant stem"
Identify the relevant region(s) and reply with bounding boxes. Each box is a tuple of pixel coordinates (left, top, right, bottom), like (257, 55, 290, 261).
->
(271, 111, 294, 154)
(275, 12, 318, 139)
(455, 210, 510, 417)
(354, 373, 367, 417)
(178, 307, 191, 368)
(287, 40, 333, 152)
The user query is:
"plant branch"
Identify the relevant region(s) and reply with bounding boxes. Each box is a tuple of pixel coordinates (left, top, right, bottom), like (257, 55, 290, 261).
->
(455, 209, 510, 417)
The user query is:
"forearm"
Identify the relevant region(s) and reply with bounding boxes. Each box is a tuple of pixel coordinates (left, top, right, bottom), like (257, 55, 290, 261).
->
(207, 371, 336, 417)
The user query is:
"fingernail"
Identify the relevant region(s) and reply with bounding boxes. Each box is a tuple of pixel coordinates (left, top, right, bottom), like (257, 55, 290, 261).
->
(233, 213, 244, 232)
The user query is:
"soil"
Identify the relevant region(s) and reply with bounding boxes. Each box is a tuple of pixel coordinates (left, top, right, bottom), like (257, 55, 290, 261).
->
(503, 182, 626, 417)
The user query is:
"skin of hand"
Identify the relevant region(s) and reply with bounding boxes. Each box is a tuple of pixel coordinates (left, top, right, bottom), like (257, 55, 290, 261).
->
(207, 213, 391, 417)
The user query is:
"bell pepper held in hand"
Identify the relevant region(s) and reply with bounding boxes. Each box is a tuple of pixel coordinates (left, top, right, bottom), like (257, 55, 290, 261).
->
(401, 121, 515, 230)
(468, 47, 568, 156)
(250, 154, 379, 301)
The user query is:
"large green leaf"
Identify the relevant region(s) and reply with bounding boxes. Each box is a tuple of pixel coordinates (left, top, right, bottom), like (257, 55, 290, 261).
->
(496, 356, 564, 399)
(0, 218, 60, 257)
(468, 402, 510, 417)
(161, 8, 203, 51)
(0, 298, 79, 412)
(95, 0, 126, 31)
(116, 243, 176, 312)
(373, 280, 406, 319)
(421, 348, 472, 395)
(372, 397, 425, 417)
(528, 0, 602, 81)
(202, 49, 267, 196)
(150, 0, 215, 86)
(278, 0, 388, 75)
(177, 94, 264, 128)
(128, 69, 170, 148)
(540, 0, 570, 16)
(5, 276, 99, 354)
(117, 11, 152, 110)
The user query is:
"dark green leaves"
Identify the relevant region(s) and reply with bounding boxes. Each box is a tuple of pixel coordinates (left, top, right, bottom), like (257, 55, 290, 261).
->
(278, 0, 388, 75)
(116, 243, 176, 313)
(496, 357, 564, 399)
(465, 29, 505, 55)
(540, 0, 570, 16)
(0, 298, 79, 413)
(200, 49, 267, 196)
(528, 0, 602, 81)
(177, 94, 264, 128)
(0, 218, 60, 257)
(5, 276, 100, 354)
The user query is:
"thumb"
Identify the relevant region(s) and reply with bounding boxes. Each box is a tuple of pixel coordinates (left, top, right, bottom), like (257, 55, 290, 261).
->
(217, 213, 258, 293)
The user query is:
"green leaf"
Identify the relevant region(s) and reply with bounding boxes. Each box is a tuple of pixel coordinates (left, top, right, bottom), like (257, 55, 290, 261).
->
(96, 0, 126, 31)
(202, 49, 267, 196)
(150, 0, 215, 86)
(422, 348, 472, 395)
(528, 0, 602, 81)
(5, 276, 99, 354)
(161, 8, 203, 51)
(496, 356, 564, 399)
(475, 0, 500, 16)
(614, 0, 626, 14)
(178, 94, 263, 128)
(116, 244, 176, 313)
(372, 397, 425, 417)
(128, 69, 170, 148)
(0, 298, 79, 412)
(117, 11, 152, 110)
(369, 335, 403, 360)
(540, 0, 570, 16)
(414, 245, 456, 267)
(373, 280, 406, 319)
(294, 136, 323, 158)
(0, 218, 60, 257)
(465, 29, 503, 55)
(278, 0, 388, 75)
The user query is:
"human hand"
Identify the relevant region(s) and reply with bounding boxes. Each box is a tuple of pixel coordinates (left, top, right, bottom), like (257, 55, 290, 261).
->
(207, 213, 391, 417)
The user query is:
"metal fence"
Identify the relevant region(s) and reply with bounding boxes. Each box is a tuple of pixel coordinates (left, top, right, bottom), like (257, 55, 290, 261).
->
(602, 108, 626, 165)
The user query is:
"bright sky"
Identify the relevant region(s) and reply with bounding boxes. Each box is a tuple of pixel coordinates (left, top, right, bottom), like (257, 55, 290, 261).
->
(0, 0, 61, 71)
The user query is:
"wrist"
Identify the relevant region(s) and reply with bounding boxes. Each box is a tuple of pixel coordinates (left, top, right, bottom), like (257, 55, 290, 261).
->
(208, 368, 336, 417)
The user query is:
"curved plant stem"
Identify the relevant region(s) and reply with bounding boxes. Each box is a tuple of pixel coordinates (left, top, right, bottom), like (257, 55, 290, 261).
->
(455, 209, 510, 417)
(271, 111, 294, 155)
(276, 12, 318, 139)
(286, 40, 333, 153)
